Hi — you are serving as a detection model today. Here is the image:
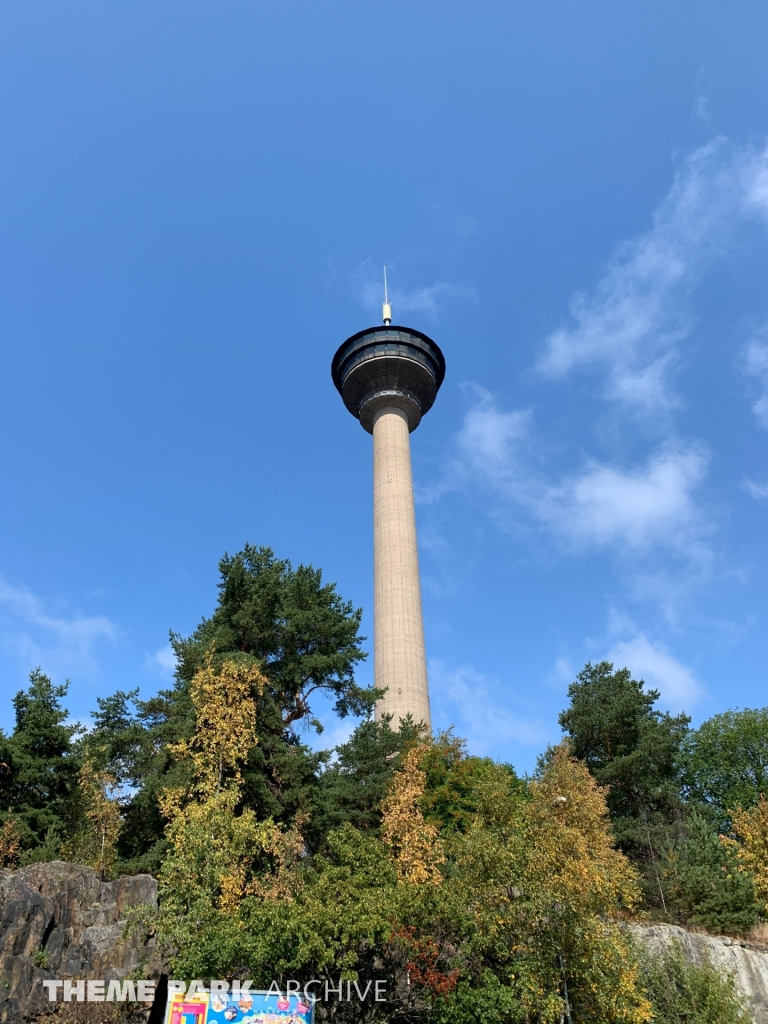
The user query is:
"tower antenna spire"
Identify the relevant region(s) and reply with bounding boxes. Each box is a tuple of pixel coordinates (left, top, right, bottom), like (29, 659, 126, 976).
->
(382, 266, 392, 325)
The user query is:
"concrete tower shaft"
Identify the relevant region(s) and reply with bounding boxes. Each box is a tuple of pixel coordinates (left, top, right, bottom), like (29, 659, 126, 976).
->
(332, 324, 445, 729)
(373, 404, 430, 727)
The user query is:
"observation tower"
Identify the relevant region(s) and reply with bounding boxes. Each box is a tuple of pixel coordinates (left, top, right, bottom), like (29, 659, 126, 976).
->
(332, 273, 445, 729)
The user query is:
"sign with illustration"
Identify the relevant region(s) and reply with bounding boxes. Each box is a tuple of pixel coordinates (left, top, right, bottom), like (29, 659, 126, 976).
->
(165, 990, 314, 1024)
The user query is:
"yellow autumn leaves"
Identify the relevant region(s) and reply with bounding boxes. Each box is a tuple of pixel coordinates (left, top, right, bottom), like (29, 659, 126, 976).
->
(158, 655, 303, 921)
(726, 794, 768, 912)
(381, 743, 444, 885)
(379, 739, 652, 1023)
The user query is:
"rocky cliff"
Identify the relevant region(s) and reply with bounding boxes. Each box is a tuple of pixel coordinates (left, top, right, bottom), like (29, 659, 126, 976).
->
(0, 862, 159, 1024)
(632, 922, 768, 1023)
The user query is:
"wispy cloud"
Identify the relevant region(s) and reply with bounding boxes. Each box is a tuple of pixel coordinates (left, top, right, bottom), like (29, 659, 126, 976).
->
(743, 478, 768, 500)
(428, 387, 711, 559)
(692, 69, 711, 127)
(742, 324, 768, 429)
(145, 642, 177, 678)
(354, 261, 476, 320)
(430, 659, 550, 755)
(606, 634, 704, 712)
(538, 139, 768, 415)
(422, 384, 531, 504)
(0, 575, 118, 680)
(538, 442, 710, 553)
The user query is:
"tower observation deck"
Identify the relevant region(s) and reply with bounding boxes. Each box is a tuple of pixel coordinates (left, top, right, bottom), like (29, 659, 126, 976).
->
(332, 315, 445, 729)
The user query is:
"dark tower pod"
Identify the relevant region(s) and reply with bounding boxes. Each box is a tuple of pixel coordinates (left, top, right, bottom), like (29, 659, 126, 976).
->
(331, 326, 446, 434)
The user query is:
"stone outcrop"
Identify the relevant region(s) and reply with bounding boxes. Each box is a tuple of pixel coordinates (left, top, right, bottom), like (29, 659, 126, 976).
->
(632, 922, 768, 1023)
(0, 861, 159, 1024)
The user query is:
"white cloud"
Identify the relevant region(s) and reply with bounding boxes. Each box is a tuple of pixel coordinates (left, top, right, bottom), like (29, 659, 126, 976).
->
(419, 384, 531, 505)
(354, 261, 475, 319)
(317, 718, 357, 754)
(693, 92, 711, 128)
(145, 643, 177, 678)
(395, 282, 475, 316)
(742, 326, 768, 429)
(430, 659, 550, 755)
(0, 575, 118, 679)
(538, 139, 768, 414)
(606, 635, 704, 712)
(452, 384, 531, 489)
(431, 388, 710, 557)
(538, 442, 710, 552)
(692, 69, 711, 127)
(743, 478, 768, 500)
(546, 656, 576, 692)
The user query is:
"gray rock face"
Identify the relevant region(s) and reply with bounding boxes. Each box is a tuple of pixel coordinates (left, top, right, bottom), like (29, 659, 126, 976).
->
(0, 861, 159, 1024)
(632, 922, 768, 1023)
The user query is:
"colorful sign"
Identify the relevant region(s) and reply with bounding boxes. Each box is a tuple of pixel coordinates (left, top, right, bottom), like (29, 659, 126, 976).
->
(165, 991, 313, 1024)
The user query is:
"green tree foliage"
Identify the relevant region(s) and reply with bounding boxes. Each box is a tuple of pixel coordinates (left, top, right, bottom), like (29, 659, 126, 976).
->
(86, 544, 375, 868)
(173, 545, 375, 835)
(163, 740, 653, 1024)
(558, 661, 689, 907)
(420, 731, 505, 835)
(662, 810, 760, 934)
(639, 941, 751, 1024)
(314, 715, 420, 838)
(559, 662, 689, 827)
(63, 761, 122, 879)
(679, 708, 768, 824)
(173, 544, 372, 724)
(0, 670, 82, 848)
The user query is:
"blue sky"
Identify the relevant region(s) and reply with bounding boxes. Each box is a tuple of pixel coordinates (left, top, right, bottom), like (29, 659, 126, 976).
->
(1, 1, 767, 772)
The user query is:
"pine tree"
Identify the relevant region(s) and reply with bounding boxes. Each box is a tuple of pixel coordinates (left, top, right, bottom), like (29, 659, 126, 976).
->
(0, 670, 83, 848)
(90, 545, 374, 868)
(558, 661, 689, 908)
(314, 715, 420, 840)
(663, 810, 760, 933)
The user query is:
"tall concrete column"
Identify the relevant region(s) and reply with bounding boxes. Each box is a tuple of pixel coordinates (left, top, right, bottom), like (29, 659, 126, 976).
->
(332, 320, 445, 730)
(372, 405, 430, 728)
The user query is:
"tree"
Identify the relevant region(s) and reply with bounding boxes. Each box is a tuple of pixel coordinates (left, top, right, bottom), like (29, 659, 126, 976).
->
(0, 818, 23, 868)
(728, 794, 768, 912)
(314, 715, 420, 839)
(170, 545, 374, 830)
(559, 662, 689, 824)
(63, 762, 122, 879)
(156, 656, 305, 973)
(449, 745, 651, 1024)
(558, 661, 689, 907)
(85, 688, 170, 872)
(172, 544, 373, 725)
(419, 731, 505, 836)
(662, 810, 760, 934)
(0, 670, 82, 848)
(88, 544, 375, 868)
(679, 708, 768, 824)
(381, 744, 444, 884)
